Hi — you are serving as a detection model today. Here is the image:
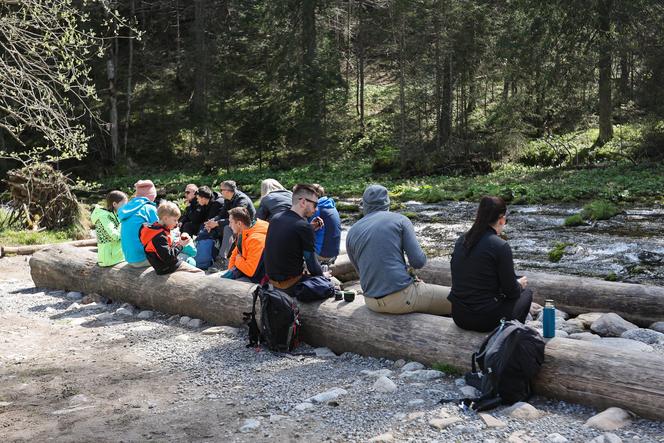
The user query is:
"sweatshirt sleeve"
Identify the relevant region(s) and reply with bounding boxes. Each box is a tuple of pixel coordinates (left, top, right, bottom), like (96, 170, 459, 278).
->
(99, 214, 121, 242)
(497, 242, 521, 299)
(233, 235, 263, 277)
(146, 204, 159, 224)
(256, 203, 268, 221)
(401, 218, 427, 269)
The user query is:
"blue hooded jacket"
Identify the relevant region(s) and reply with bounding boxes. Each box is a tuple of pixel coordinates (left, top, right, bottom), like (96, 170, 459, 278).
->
(118, 196, 158, 263)
(309, 196, 342, 258)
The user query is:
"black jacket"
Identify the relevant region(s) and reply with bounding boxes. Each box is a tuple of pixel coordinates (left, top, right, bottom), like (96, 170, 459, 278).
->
(139, 223, 184, 275)
(213, 190, 256, 224)
(448, 228, 521, 312)
(205, 191, 226, 221)
(179, 199, 205, 235)
(256, 189, 292, 221)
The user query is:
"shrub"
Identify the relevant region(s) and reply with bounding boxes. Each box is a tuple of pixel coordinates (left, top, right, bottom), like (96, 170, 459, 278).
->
(581, 200, 621, 220)
(564, 213, 585, 227)
(548, 242, 574, 262)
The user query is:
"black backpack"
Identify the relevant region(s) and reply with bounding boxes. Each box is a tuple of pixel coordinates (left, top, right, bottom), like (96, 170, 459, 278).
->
(449, 319, 545, 411)
(243, 284, 301, 352)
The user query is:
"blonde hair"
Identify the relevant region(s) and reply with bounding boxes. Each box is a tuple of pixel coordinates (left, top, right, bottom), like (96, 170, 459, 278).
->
(260, 178, 285, 200)
(157, 201, 181, 219)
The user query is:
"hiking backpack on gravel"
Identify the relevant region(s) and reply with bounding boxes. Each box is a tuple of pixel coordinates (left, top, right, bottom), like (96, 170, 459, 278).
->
(453, 319, 545, 411)
(243, 284, 300, 352)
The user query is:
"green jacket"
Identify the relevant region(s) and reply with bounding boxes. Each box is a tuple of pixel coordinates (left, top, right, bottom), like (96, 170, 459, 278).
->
(91, 205, 125, 267)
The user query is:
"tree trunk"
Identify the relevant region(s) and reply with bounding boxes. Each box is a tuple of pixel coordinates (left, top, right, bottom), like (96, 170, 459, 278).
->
(123, 0, 136, 157)
(29, 245, 664, 421)
(1, 239, 97, 258)
(330, 256, 664, 327)
(596, 0, 613, 146)
(439, 53, 453, 146)
(192, 0, 207, 119)
(356, 3, 365, 130)
(301, 0, 321, 152)
(107, 55, 119, 164)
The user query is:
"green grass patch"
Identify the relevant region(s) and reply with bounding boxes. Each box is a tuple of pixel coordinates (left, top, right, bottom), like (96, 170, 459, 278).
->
(0, 227, 81, 247)
(432, 362, 464, 376)
(548, 242, 574, 263)
(605, 272, 619, 282)
(563, 213, 586, 227)
(580, 200, 621, 221)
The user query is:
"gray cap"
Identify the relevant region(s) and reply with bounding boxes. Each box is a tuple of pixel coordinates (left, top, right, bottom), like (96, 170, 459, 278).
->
(362, 184, 390, 215)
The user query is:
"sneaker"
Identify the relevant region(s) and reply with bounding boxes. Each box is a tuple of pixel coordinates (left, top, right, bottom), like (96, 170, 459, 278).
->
(205, 267, 221, 275)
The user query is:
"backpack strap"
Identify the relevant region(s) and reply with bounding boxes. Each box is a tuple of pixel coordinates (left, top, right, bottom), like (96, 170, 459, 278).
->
(243, 285, 261, 348)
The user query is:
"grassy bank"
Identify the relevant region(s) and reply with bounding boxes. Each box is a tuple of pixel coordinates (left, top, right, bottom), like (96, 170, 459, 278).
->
(93, 161, 664, 206)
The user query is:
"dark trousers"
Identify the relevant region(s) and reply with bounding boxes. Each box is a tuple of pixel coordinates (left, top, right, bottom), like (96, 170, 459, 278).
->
(451, 288, 533, 333)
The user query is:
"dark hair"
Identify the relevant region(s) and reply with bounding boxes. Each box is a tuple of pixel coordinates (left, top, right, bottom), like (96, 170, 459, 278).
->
(229, 207, 251, 226)
(463, 196, 507, 254)
(292, 184, 318, 205)
(221, 180, 237, 192)
(106, 190, 127, 211)
(196, 186, 213, 200)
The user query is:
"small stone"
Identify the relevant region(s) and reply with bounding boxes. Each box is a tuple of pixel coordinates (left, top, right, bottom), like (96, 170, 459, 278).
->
(554, 330, 569, 338)
(174, 334, 190, 341)
(588, 432, 623, 443)
(568, 332, 602, 341)
(314, 347, 336, 357)
(66, 291, 83, 300)
(179, 316, 191, 325)
(293, 402, 314, 411)
(649, 321, 664, 334)
(399, 369, 444, 381)
(503, 402, 543, 420)
(508, 431, 527, 443)
(408, 399, 424, 406)
(585, 407, 632, 431)
(373, 376, 397, 393)
(595, 337, 653, 352)
(137, 310, 153, 320)
(577, 312, 604, 328)
(66, 303, 81, 311)
(406, 411, 425, 421)
(368, 432, 394, 443)
(400, 361, 425, 372)
(95, 312, 114, 322)
(454, 378, 466, 387)
(526, 320, 542, 330)
(429, 417, 461, 430)
(115, 307, 133, 317)
(187, 318, 203, 328)
(167, 315, 180, 323)
(479, 413, 506, 428)
(459, 386, 480, 397)
(68, 394, 90, 406)
(621, 328, 664, 344)
(558, 318, 586, 334)
(537, 308, 569, 322)
(545, 433, 568, 443)
(307, 387, 347, 403)
(201, 326, 240, 335)
(529, 302, 543, 317)
(45, 307, 56, 313)
(0, 402, 13, 407)
(362, 369, 393, 378)
(239, 418, 260, 433)
(269, 414, 286, 423)
(80, 295, 94, 305)
(393, 359, 406, 369)
(590, 313, 638, 337)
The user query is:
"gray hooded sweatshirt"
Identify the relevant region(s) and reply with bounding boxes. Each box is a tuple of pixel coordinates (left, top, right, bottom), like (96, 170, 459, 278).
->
(346, 184, 427, 298)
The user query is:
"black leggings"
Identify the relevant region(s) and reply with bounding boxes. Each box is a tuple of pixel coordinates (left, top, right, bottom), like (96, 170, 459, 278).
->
(451, 288, 533, 333)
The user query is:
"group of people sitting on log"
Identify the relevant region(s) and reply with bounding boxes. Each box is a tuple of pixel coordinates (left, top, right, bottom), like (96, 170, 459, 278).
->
(91, 179, 531, 333)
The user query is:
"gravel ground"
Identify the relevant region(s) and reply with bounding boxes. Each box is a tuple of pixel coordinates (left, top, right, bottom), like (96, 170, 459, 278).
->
(1, 259, 663, 442)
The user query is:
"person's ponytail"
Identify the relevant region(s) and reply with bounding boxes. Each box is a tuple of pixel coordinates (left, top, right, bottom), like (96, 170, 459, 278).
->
(463, 196, 507, 255)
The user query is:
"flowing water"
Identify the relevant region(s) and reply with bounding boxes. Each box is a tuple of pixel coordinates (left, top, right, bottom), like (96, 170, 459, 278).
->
(339, 200, 664, 286)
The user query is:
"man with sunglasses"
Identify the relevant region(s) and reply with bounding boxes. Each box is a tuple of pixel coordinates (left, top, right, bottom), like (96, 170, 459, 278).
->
(264, 184, 325, 294)
(179, 184, 204, 236)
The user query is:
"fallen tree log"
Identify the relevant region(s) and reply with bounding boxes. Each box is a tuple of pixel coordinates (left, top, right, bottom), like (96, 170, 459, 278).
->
(0, 239, 97, 258)
(331, 255, 664, 327)
(30, 245, 664, 420)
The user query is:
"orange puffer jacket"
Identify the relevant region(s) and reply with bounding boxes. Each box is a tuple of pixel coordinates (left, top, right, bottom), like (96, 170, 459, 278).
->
(228, 219, 269, 278)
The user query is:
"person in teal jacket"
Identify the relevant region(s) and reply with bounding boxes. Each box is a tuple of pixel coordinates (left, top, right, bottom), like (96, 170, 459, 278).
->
(91, 190, 128, 267)
(118, 180, 159, 267)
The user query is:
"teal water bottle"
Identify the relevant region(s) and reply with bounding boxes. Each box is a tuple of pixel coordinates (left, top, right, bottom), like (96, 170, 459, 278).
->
(543, 299, 555, 338)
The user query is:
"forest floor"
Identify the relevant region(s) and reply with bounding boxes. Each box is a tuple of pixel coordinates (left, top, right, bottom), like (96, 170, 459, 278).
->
(2, 255, 664, 442)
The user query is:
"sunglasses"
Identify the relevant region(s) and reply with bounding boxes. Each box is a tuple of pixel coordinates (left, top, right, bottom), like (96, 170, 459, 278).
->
(300, 197, 318, 208)
(185, 191, 193, 195)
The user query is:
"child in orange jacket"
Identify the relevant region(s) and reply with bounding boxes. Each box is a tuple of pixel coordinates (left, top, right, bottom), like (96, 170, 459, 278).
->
(221, 207, 268, 283)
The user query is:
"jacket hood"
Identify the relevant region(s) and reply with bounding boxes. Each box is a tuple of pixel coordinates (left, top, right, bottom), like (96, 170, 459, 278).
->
(117, 196, 154, 222)
(317, 196, 336, 209)
(362, 184, 390, 215)
(246, 218, 269, 236)
(90, 204, 111, 224)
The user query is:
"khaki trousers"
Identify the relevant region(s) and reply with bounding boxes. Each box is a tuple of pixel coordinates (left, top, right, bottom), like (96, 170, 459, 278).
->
(364, 281, 451, 315)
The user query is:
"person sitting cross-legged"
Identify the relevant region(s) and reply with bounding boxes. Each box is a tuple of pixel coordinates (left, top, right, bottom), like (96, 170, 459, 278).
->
(346, 184, 451, 315)
(179, 184, 205, 236)
(220, 207, 269, 284)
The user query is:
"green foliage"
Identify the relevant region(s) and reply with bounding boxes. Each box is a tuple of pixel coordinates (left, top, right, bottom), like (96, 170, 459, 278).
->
(432, 362, 463, 376)
(548, 242, 574, 263)
(564, 214, 586, 227)
(581, 200, 621, 221)
(605, 272, 619, 282)
(0, 227, 81, 247)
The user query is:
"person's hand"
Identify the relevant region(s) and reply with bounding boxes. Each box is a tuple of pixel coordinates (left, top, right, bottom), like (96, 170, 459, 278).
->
(179, 233, 191, 246)
(311, 216, 324, 231)
(518, 276, 528, 289)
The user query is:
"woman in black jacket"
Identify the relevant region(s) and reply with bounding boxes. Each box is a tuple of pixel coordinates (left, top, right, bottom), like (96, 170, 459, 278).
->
(448, 196, 532, 332)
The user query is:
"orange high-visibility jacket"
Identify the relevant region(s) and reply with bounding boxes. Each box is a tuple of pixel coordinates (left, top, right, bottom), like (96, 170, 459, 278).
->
(228, 219, 269, 278)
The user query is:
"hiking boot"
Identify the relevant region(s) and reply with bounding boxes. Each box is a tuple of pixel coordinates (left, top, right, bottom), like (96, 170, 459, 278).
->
(205, 267, 221, 275)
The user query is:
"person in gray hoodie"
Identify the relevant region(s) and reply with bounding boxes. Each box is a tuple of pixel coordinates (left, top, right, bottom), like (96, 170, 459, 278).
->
(346, 184, 451, 315)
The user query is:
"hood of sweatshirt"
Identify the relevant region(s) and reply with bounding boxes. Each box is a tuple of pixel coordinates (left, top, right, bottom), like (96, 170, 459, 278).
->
(317, 196, 336, 209)
(90, 204, 114, 224)
(361, 184, 390, 215)
(117, 196, 154, 222)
